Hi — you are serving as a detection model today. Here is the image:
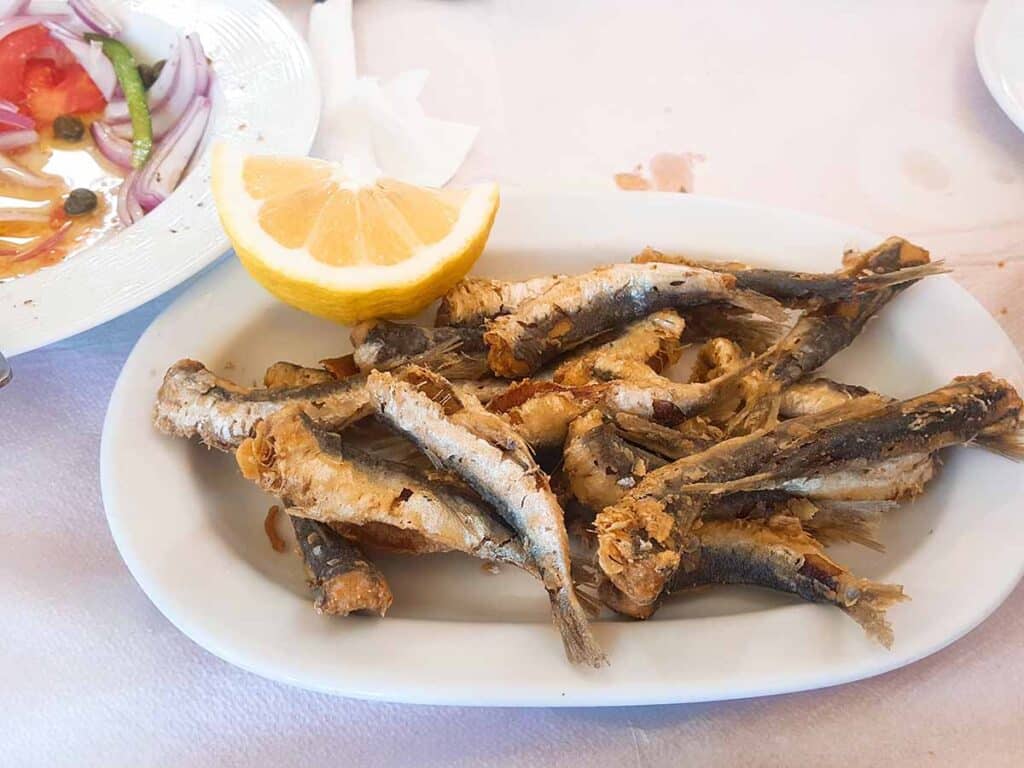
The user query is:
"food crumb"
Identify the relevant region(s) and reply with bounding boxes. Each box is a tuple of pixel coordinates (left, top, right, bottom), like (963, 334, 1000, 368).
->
(22, 299, 34, 306)
(481, 562, 502, 575)
(264, 505, 287, 553)
(1000, 307, 1008, 316)
(997, 260, 1006, 268)
(614, 170, 650, 191)
(238, 122, 248, 131)
(615, 152, 704, 193)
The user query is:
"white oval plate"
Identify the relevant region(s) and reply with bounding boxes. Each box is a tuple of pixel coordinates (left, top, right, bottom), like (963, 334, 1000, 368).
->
(976, 0, 1024, 135)
(101, 191, 1024, 706)
(0, 0, 318, 357)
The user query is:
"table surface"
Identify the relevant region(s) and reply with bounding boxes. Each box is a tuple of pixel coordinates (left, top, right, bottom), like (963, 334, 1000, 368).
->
(4, 1, 1023, 766)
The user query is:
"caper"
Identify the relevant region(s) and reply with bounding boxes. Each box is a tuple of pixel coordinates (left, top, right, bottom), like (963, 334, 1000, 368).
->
(53, 115, 85, 142)
(139, 59, 166, 90)
(64, 188, 98, 217)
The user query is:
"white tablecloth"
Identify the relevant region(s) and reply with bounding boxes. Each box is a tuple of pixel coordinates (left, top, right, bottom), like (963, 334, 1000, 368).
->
(4, 2, 1023, 765)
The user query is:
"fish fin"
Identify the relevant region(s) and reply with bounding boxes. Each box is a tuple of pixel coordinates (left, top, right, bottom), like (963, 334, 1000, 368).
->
(972, 430, 1024, 461)
(402, 338, 483, 379)
(856, 260, 950, 291)
(729, 316, 789, 355)
(805, 500, 893, 552)
(575, 583, 604, 619)
(841, 580, 907, 649)
(730, 289, 790, 322)
(549, 587, 608, 667)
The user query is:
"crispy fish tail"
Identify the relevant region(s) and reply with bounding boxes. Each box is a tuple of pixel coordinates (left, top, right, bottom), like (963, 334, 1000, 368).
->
(973, 429, 1024, 461)
(855, 260, 949, 289)
(843, 581, 907, 649)
(805, 499, 892, 552)
(550, 586, 607, 665)
(728, 288, 790, 322)
(668, 517, 906, 647)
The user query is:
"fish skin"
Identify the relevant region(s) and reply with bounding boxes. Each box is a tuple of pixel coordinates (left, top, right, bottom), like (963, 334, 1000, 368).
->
(264, 361, 337, 388)
(567, 416, 895, 558)
(763, 237, 933, 388)
(436, 275, 565, 328)
(554, 310, 687, 387)
(778, 378, 879, 419)
(290, 514, 393, 617)
(765, 452, 937, 502)
(153, 359, 371, 452)
(563, 410, 666, 513)
(237, 408, 535, 573)
(366, 366, 607, 667)
(351, 320, 489, 379)
(264, 359, 512, 406)
(634, 243, 946, 308)
(666, 516, 906, 647)
(489, 313, 687, 448)
(489, 381, 604, 448)
(484, 262, 786, 378)
(596, 373, 1023, 608)
(613, 412, 723, 460)
(780, 378, 1009, 460)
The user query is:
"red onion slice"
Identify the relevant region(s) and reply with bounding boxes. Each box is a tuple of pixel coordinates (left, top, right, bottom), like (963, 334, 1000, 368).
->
(113, 32, 196, 141)
(0, 1, 31, 20)
(90, 120, 132, 169)
(0, 150, 61, 187)
(134, 95, 210, 210)
(0, 15, 44, 41)
(0, 129, 38, 150)
(191, 34, 210, 96)
(68, 0, 119, 36)
(0, 106, 34, 130)
(45, 22, 117, 99)
(104, 40, 181, 123)
(115, 168, 143, 226)
(8, 220, 72, 263)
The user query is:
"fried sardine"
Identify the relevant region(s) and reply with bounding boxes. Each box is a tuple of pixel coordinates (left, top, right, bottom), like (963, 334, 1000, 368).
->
(366, 366, 607, 667)
(237, 408, 534, 572)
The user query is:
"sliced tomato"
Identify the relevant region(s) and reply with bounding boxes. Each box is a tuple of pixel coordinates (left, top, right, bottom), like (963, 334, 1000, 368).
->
(0, 23, 107, 123)
(0, 25, 53, 102)
(25, 65, 105, 123)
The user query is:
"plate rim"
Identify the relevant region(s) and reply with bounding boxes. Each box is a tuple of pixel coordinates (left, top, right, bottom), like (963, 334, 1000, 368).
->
(975, 0, 1024, 135)
(1, 0, 319, 358)
(100, 189, 1024, 706)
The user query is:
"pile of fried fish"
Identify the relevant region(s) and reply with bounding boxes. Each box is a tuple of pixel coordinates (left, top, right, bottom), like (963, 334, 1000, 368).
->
(154, 236, 1023, 667)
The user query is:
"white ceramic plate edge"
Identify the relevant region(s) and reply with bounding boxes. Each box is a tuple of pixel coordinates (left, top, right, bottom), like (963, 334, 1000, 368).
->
(101, 190, 1024, 706)
(975, 0, 1024, 135)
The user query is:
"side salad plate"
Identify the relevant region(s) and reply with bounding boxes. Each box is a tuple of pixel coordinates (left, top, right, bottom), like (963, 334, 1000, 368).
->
(0, 0, 318, 356)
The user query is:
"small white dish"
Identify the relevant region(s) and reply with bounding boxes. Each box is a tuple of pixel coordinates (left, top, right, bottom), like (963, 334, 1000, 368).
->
(101, 191, 1024, 706)
(0, 0, 318, 357)
(976, 0, 1024, 134)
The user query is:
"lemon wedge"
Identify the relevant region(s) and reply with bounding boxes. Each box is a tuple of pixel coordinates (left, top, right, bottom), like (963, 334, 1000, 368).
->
(211, 143, 499, 324)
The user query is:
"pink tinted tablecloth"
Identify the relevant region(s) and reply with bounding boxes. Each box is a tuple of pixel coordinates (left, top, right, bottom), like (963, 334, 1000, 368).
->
(2, 2, 1022, 766)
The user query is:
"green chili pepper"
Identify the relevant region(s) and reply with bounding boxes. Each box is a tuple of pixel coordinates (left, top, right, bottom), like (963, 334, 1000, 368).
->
(86, 34, 153, 169)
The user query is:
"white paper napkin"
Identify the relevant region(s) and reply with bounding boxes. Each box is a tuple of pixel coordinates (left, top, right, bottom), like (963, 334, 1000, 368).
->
(306, 0, 478, 187)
